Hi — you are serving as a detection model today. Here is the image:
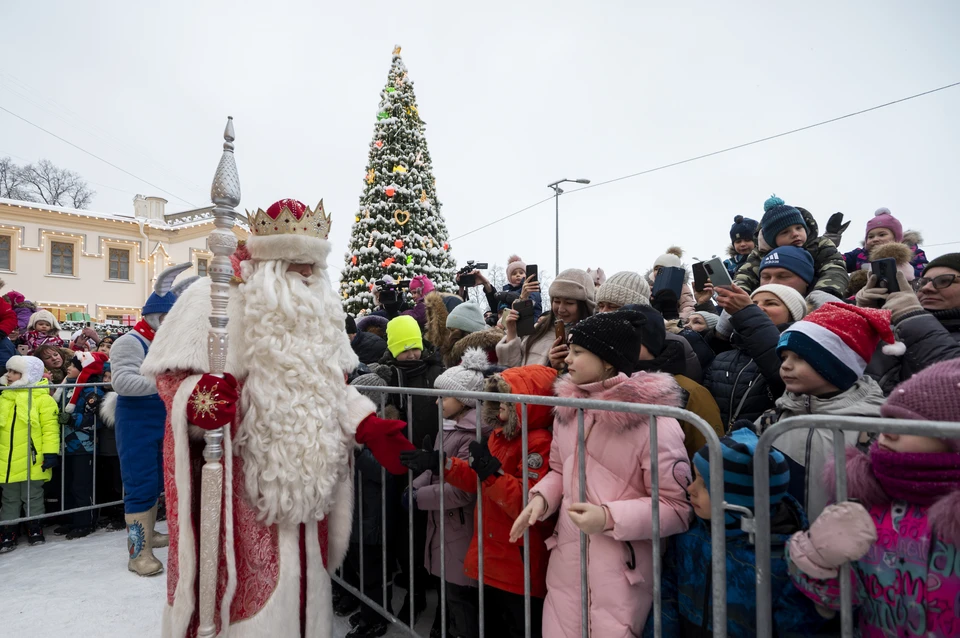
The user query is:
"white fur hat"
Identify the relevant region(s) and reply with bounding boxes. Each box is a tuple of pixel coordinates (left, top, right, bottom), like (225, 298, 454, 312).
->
(3, 355, 46, 385)
(27, 309, 60, 331)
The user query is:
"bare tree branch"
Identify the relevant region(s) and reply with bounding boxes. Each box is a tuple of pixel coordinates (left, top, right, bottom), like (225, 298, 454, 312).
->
(0, 157, 34, 201)
(20, 158, 95, 208)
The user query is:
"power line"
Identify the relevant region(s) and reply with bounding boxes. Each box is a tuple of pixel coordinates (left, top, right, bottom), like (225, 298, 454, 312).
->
(450, 81, 960, 241)
(0, 104, 201, 208)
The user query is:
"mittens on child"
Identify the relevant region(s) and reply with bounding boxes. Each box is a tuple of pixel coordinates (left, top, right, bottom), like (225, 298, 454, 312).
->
(788, 501, 877, 579)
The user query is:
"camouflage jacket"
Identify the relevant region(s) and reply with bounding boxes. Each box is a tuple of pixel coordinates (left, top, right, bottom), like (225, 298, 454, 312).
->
(734, 208, 849, 298)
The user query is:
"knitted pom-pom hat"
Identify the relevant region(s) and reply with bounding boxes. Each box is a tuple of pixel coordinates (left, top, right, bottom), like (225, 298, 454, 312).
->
(596, 271, 651, 308)
(760, 195, 807, 247)
(880, 358, 960, 452)
(434, 348, 490, 407)
(653, 247, 684, 270)
(777, 302, 904, 392)
(506, 255, 527, 278)
(730, 215, 759, 243)
(866, 207, 903, 244)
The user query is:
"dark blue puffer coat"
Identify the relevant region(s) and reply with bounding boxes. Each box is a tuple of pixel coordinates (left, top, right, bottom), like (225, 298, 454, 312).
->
(703, 304, 788, 427)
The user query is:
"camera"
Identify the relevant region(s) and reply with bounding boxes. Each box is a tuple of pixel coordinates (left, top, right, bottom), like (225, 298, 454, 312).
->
(456, 260, 488, 288)
(493, 290, 520, 309)
(375, 279, 411, 306)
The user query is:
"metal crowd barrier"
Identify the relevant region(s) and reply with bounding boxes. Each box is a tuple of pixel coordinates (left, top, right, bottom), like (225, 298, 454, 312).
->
(0, 380, 123, 527)
(335, 384, 731, 638)
(753, 414, 960, 638)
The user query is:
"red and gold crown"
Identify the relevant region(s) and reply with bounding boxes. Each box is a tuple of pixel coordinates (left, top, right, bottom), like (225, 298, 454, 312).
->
(247, 198, 331, 239)
(243, 198, 333, 266)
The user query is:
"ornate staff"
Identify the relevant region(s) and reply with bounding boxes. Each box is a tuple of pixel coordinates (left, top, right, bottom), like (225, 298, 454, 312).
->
(197, 117, 240, 638)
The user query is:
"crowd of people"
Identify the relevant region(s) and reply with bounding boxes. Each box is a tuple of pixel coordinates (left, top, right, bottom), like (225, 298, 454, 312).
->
(0, 285, 128, 550)
(336, 197, 960, 638)
(1, 194, 959, 637)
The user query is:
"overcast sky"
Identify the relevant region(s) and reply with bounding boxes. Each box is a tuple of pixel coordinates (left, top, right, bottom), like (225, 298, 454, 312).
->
(2, 1, 958, 284)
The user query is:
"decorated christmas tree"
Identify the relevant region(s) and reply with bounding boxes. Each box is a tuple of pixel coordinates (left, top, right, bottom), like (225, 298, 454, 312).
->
(340, 45, 457, 315)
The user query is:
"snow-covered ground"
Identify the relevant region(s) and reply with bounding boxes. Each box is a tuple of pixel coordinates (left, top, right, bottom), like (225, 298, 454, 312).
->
(2, 523, 435, 636)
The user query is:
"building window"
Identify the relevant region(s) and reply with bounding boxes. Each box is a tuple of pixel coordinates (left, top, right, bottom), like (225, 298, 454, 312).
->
(106, 314, 124, 323)
(0, 235, 10, 270)
(51, 241, 74, 276)
(109, 248, 130, 280)
(197, 258, 209, 277)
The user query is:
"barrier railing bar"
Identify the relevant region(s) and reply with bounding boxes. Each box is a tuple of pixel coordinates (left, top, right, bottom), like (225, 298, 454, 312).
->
(754, 415, 960, 637)
(26, 381, 34, 519)
(380, 393, 388, 611)
(406, 398, 415, 630)
(833, 432, 853, 638)
(331, 575, 421, 637)
(437, 398, 447, 638)
(476, 398, 485, 638)
(577, 407, 588, 638)
(4, 499, 125, 526)
(650, 414, 661, 638)
(359, 447, 365, 598)
(521, 401, 531, 638)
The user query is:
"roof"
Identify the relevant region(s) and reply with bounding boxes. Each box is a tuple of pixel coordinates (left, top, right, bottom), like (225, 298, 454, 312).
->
(0, 197, 248, 231)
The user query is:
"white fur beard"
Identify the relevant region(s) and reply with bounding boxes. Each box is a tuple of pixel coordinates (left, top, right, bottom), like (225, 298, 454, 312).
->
(231, 260, 359, 526)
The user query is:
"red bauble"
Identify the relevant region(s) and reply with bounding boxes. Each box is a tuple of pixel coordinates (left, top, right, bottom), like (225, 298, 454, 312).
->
(385, 187, 396, 197)
(382, 257, 395, 267)
(351, 255, 358, 266)
(394, 239, 404, 249)
(265, 199, 307, 220)
(443, 242, 449, 251)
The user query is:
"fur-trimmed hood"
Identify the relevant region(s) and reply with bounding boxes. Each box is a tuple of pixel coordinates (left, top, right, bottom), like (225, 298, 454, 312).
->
(479, 365, 558, 440)
(99, 391, 118, 427)
(553, 371, 684, 433)
(423, 291, 453, 347)
(869, 241, 913, 265)
(829, 446, 960, 546)
(445, 327, 503, 368)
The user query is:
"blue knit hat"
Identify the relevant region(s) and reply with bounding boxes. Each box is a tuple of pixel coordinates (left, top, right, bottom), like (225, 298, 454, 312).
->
(141, 291, 178, 316)
(693, 424, 790, 536)
(758, 246, 815, 285)
(729, 215, 759, 244)
(760, 195, 807, 247)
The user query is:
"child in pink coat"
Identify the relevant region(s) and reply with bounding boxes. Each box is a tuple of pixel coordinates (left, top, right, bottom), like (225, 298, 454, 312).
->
(786, 358, 960, 637)
(510, 309, 692, 638)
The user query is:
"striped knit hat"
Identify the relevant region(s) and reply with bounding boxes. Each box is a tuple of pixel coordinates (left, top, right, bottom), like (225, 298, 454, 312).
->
(777, 302, 904, 392)
(694, 424, 790, 535)
(760, 195, 807, 247)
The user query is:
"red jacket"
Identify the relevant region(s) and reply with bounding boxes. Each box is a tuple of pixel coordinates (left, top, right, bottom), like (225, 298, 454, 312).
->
(0, 297, 17, 337)
(445, 365, 558, 598)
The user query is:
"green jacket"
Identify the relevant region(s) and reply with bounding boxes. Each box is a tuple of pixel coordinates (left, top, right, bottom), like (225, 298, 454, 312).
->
(734, 208, 849, 299)
(0, 379, 60, 484)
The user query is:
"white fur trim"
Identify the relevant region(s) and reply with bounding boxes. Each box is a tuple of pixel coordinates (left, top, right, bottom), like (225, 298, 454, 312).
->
(882, 341, 907, 356)
(161, 374, 203, 638)
(246, 234, 332, 269)
(305, 522, 334, 637)
(340, 385, 375, 441)
(142, 278, 248, 381)
(227, 524, 302, 637)
(99, 392, 118, 427)
(325, 454, 354, 574)
(4, 355, 28, 374)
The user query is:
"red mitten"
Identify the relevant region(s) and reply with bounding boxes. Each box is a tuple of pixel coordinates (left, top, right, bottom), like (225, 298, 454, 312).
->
(187, 373, 238, 430)
(356, 413, 416, 475)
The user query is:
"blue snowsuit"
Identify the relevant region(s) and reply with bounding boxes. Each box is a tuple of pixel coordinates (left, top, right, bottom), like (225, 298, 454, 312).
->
(111, 330, 166, 514)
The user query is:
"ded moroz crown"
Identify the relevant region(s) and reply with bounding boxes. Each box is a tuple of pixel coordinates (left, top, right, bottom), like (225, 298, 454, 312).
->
(243, 198, 334, 267)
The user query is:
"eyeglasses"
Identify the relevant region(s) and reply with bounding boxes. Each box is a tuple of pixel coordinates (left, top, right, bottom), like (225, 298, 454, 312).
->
(912, 273, 960, 292)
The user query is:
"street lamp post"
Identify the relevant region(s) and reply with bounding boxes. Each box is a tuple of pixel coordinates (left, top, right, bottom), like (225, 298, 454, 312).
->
(547, 178, 590, 275)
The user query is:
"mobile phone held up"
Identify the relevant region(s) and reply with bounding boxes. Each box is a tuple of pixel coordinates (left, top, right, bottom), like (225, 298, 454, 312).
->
(871, 258, 900, 293)
(514, 298, 536, 337)
(554, 319, 566, 343)
(692, 262, 709, 293)
(652, 266, 686, 298)
(526, 264, 538, 284)
(702, 258, 734, 289)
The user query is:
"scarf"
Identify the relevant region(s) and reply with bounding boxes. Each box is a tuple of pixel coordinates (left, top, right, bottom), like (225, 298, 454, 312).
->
(869, 442, 960, 506)
(931, 307, 960, 332)
(134, 319, 156, 342)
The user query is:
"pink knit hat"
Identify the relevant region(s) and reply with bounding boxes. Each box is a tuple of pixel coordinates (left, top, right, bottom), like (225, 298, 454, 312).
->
(409, 275, 435, 295)
(881, 358, 960, 452)
(866, 207, 903, 244)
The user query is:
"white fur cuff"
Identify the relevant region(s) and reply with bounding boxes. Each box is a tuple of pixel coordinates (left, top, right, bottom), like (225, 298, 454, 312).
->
(246, 235, 331, 268)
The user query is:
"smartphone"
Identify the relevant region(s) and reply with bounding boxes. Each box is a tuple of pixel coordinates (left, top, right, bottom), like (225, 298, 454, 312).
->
(652, 266, 686, 298)
(554, 319, 566, 342)
(703, 258, 734, 288)
(514, 299, 536, 337)
(526, 264, 538, 284)
(692, 262, 709, 293)
(871, 258, 900, 293)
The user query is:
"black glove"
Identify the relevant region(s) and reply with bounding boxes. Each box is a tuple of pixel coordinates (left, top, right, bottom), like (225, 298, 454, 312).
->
(468, 440, 501, 482)
(41, 454, 60, 470)
(824, 212, 850, 247)
(651, 289, 679, 321)
(399, 436, 443, 476)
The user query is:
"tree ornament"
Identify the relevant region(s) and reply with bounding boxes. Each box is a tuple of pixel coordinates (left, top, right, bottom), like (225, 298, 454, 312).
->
(375, 140, 383, 149)
(367, 236, 374, 248)
(393, 45, 402, 55)
(385, 186, 396, 197)
(406, 105, 419, 117)
(364, 209, 370, 218)
(406, 255, 414, 265)
(414, 150, 423, 166)
(351, 255, 358, 266)
(443, 242, 449, 251)
(382, 257, 395, 267)
(366, 169, 375, 184)
(394, 210, 411, 226)
(355, 215, 360, 222)
(392, 165, 407, 173)
(394, 239, 404, 249)
(377, 111, 390, 121)
(386, 87, 396, 93)
(419, 190, 427, 203)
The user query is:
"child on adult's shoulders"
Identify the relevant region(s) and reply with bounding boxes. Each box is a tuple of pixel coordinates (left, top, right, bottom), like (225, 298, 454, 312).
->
(23, 310, 65, 352)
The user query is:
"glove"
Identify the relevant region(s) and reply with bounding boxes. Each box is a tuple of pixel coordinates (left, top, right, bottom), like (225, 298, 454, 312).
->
(399, 436, 443, 476)
(468, 439, 501, 482)
(41, 454, 60, 470)
(186, 373, 238, 430)
(854, 275, 887, 309)
(651, 289, 679, 321)
(824, 212, 851, 247)
(356, 414, 416, 475)
(787, 501, 876, 579)
(401, 487, 417, 511)
(883, 272, 923, 322)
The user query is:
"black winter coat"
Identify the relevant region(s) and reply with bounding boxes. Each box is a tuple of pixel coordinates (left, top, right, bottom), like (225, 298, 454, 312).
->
(865, 308, 960, 394)
(376, 347, 446, 446)
(703, 305, 788, 427)
(351, 447, 400, 545)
